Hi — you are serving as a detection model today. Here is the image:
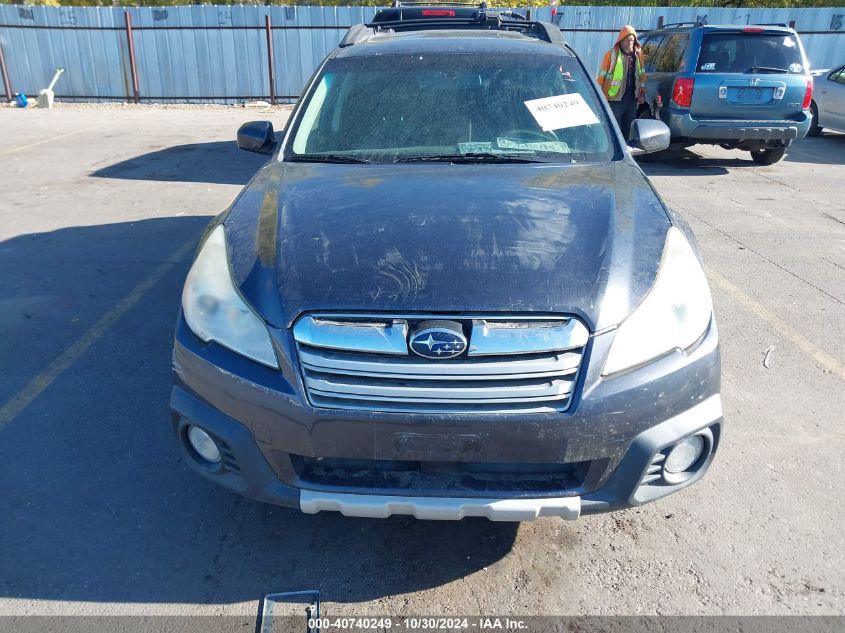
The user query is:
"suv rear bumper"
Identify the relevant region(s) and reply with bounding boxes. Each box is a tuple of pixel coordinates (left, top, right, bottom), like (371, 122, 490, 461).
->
(665, 110, 811, 142)
(170, 313, 723, 521)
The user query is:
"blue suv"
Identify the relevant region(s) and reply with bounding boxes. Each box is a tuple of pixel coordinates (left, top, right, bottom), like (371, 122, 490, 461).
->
(638, 22, 813, 164)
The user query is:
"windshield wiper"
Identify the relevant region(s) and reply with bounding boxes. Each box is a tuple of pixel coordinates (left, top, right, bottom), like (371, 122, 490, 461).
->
(745, 66, 790, 74)
(395, 152, 543, 164)
(287, 153, 370, 164)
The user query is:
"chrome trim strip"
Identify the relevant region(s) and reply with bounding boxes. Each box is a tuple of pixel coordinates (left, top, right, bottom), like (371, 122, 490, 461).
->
(300, 490, 581, 521)
(293, 316, 409, 355)
(298, 347, 581, 380)
(304, 376, 574, 403)
(305, 396, 563, 414)
(468, 319, 589, 356)
(295, 312, 581, 322)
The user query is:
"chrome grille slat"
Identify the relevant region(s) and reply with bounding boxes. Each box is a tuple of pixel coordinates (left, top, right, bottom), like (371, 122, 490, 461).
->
(469, 318, 589, 356)
(294, 316, 409, 355)
(307, 394, 565, 413)
(293, 314, 588, 414)
(307, 389, 573, 405)
(304, 372, 574, 401)
(299, 347, 581, 380)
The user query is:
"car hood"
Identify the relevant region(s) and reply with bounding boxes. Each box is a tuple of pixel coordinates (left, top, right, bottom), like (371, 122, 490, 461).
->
(225, 160, 671, 331)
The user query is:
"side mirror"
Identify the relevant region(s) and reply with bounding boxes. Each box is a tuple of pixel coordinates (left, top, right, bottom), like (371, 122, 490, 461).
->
(237, 121, 277, 155)
(627, 119, 671, 156)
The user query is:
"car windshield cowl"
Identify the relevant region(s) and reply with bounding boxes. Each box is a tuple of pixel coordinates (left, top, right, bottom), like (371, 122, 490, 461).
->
(287, 153, 371, 164)
(394, 152, 547, 164)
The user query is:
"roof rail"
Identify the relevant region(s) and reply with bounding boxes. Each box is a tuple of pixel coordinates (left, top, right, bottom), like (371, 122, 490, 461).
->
(339, 23, 376, 47)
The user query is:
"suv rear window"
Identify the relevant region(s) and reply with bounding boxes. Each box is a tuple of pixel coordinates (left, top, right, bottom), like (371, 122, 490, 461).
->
(696, 32, 805, 74)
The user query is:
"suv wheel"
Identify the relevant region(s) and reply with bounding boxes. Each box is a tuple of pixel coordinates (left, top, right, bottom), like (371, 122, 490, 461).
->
(750, 147, 786, 165)
(807, 102, 823, 137)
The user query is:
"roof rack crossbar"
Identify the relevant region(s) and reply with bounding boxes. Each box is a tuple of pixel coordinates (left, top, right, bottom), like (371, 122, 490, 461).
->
(365, 10, 562, 44)
(656, 21, 705, 30)
(368, 18, 486, 30)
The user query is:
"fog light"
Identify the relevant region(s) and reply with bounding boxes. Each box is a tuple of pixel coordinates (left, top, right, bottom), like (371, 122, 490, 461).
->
(187, 425, 221, 463)
(664, 435, 705, 474)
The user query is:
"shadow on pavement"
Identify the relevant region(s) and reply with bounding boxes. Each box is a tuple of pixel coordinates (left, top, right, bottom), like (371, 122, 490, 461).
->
(785, 133, 845, 165)
(91, 141, 269, 186)
(637, 146, 744, 176)
(0, 218, 519, 607)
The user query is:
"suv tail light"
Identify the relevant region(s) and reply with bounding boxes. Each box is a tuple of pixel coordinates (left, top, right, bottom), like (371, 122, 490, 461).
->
(672, 78, 694, 108)
(802, 78, 813, 110)
(421, 9, 455, 16)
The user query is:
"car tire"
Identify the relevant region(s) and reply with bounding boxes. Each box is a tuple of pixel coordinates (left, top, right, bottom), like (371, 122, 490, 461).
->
(807, 102, 823, 137)
(749, 147, 786, 165)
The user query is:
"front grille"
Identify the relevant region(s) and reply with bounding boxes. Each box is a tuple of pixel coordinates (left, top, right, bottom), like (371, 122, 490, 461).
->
(292, 314, 589, 414)
(291, 455, 590, 495)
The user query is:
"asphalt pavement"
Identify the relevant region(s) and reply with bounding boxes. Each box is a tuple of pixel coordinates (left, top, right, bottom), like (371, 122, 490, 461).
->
(0, 103, 843, 622)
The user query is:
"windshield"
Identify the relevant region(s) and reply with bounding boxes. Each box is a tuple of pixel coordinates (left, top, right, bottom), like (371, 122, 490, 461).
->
(286, 52, 615, 164)
(697, 33, 805, 74)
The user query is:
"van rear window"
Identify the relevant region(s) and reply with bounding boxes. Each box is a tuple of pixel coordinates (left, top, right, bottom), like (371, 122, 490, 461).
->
(696, 33, 805, 74)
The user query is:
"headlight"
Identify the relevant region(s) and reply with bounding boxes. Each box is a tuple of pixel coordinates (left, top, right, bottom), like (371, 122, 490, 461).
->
(603, 227, 712, 376)
(182, 225, 279, 368)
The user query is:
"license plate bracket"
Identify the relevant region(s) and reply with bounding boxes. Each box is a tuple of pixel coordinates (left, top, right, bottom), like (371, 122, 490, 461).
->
(259, 590, 321, 633)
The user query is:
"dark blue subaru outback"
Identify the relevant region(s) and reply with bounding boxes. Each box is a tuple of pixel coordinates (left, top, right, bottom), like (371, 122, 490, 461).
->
(170, 6, 723, 522)
(638, 22, 813, 164)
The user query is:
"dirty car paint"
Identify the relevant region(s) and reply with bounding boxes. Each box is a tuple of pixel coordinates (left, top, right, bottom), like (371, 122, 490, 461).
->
(225, 160, 670, 331)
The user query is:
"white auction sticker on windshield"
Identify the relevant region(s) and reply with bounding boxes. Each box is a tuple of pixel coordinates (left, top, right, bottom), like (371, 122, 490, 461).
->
(524, 93, 600, 131)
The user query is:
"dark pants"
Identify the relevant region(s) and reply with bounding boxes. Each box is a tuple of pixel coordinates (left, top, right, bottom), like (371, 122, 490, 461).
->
(610, 97, 638, 140)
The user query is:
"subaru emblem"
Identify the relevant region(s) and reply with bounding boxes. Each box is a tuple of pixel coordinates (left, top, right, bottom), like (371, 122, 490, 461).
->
(409, 320, 467, 360)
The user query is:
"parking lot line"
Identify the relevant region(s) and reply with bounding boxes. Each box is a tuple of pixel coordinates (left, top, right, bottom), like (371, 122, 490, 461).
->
(0, 112, 150, 157)
(707, 266, 845, 383)
(0, 236, 197, 432)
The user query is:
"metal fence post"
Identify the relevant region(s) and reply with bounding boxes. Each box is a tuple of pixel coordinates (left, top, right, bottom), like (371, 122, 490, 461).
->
(0, 37, 12, 102)
(124, 11, 140, 103)
(265, 15, 276, 105)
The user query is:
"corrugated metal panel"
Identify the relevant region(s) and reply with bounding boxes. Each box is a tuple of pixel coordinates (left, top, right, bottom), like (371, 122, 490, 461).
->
(1, 5, 843, 103)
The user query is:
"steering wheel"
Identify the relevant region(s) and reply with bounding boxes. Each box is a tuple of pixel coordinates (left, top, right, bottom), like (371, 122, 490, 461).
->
(502, 128, 561, 143)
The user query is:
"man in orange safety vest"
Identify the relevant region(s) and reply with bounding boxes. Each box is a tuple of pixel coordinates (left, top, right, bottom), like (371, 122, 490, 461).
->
(597, 25, 646, 140)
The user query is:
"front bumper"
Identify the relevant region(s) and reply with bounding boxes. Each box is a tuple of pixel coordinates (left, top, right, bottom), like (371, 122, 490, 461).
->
(170, 313, 722, 520)
(664, 109, 811, 142)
